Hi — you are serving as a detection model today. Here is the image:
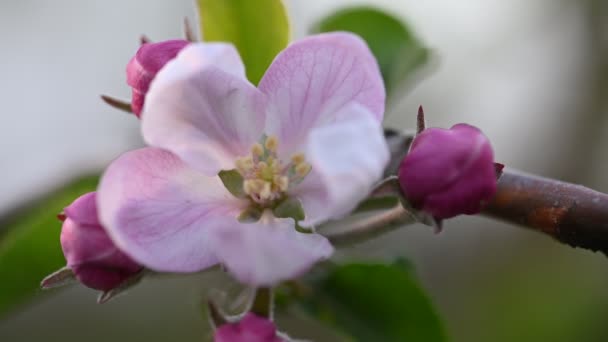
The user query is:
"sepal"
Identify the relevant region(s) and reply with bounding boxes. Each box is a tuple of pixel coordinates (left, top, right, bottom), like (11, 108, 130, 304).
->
(219, 169, 246, 198)
(361, 176, 443, 232)
(97, 269, 147, 304)
(40, 267, 77, 289)
(101, 95, 133, 114)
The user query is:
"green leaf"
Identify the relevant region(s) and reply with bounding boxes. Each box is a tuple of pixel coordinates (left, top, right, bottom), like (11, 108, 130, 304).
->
(218, 169, 245, 198)
(0, 175, 98, 317)
(312, 6, 430, 95)
(303, 262, 447, 341)
(197, 0, 290, 85)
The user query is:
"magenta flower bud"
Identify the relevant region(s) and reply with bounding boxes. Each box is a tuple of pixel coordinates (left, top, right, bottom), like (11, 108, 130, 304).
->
(126, 39, 189, 117)
(60, 192, 142, 291)
(398, 124, 497, 220)
(214, 313, 284, 342)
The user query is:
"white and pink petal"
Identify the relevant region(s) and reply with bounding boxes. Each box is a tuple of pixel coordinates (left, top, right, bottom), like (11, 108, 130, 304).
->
(207, 213, 333, 286)
(259, 32, 385, 156)
(291, 103, 389, 227)
(142, 43, 266, 176)
(97, 147, 248, 273)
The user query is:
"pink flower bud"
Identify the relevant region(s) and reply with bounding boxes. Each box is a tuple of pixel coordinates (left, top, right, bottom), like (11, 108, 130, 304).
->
(126, 39, 189, 117)
(214, 313, 284, 342)
(398, 124, 497, 220)
(60, 192, 142, 291)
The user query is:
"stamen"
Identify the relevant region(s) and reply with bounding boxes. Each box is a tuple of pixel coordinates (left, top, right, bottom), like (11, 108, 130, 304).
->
(265, 135, 278, 152)
(267, 156, 276, 167)
(251, 143, 264, 157)
(244, 179, 265, 195)
(295, 163, 312, 178)
(235, 157, 254, 174)
(274, 175, 289, 192)
(291, 153, 305, 165)
(234, 135, 312, 206)
(259, 182, 273, 200)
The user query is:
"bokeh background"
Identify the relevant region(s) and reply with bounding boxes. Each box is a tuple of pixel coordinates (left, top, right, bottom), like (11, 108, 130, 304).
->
(2, 0, 608, 341)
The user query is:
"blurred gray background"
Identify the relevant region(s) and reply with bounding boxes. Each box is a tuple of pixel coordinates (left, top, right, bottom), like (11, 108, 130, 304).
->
(1, 0, 608, 341)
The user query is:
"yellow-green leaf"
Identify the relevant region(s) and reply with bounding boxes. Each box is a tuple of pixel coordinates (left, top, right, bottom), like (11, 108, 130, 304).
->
(197, 0, 290, 85)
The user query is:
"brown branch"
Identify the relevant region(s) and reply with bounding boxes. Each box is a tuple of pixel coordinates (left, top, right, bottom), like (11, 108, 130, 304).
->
(483, 169, 608, 255)
(385, 130, 608, 255)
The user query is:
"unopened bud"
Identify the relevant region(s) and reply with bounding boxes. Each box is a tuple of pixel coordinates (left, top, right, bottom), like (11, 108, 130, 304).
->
(126, 39, 189, 117)
(58, 192, 143, 291)
(214, 313, 284, 342)
(398, 123, 497, 220)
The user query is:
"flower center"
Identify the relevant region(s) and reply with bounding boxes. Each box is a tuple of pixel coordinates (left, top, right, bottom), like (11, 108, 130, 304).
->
(234, 135, 311, 206)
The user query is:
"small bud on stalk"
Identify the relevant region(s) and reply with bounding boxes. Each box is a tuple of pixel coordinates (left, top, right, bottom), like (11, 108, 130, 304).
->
(126, 39, 189, 116)
(42, 192, 143, 293)
(398, 123, 498, 220)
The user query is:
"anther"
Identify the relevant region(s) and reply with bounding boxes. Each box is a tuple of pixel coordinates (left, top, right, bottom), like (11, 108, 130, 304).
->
(291, 153, 305, 165)
(274, 175, 289, 192)
(295, 163, 312, 177)
(235, 157, 254, 173)
(251, 143, 264, 157)
(265, 136, 278, 152)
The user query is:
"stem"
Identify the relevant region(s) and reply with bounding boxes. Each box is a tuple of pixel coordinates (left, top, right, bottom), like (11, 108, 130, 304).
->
(326, 205, 415, 246)
(207, 300, 228, 328)
(249, 287, 273, 319)
(483, 169, 608, 255)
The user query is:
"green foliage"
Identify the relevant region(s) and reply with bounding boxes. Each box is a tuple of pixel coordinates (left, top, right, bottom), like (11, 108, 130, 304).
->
(0, 175, 98, 317)
(197, 0, 290, 85)
(301, 262, 447, 341)
(312, 6, 430, 96)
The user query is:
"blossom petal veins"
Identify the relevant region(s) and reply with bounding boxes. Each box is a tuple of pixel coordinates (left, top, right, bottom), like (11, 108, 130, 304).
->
(98, 147, 248, 272)
(259, 32, 385, 156)
(207, 212, 333, 286)
(142, 43, 266, 176)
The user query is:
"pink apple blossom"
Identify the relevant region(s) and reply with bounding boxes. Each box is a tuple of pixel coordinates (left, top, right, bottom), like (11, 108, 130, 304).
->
(98, 32, 389, 286)
(214, 313, 284, 342)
